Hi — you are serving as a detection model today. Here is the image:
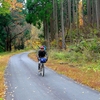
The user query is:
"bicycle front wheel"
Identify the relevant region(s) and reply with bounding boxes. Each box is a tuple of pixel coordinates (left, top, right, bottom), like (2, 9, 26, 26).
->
(41, 64, 44, 76)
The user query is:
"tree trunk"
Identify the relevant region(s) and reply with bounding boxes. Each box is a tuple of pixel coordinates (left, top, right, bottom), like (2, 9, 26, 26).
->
(55, 0, 59, 48)
(61, 0, 66, 49)
(50, 13, 54, 41)
(92, 0, 96, 25)
(95, 0, 99, 29)
(68, 0, 72, 43)
(5, 26, 12, 51)
(43, 20, 50, 49)
(72, 0, 75, 25)
(87, 0, 92, 24)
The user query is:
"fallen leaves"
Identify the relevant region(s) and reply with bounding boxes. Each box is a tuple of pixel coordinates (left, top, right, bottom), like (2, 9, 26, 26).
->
(0, 50, 32, 99)
(0, 55, 12, 98)
(29, 52, 100, 92)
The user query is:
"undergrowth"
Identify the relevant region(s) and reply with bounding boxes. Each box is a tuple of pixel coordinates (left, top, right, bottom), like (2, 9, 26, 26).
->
(49, 47, 100, 72)
(48, 48, 100, 91)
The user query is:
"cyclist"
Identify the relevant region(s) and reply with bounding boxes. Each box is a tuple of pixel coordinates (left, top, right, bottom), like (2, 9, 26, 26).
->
(37, 46, 48, 71)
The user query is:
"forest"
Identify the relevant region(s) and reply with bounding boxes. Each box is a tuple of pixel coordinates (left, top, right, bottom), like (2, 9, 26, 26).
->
(26, 0, 100, 50)
(0, 0, 100, 52)
(0, 0, 100, 97)
(0, 0, 100, 51)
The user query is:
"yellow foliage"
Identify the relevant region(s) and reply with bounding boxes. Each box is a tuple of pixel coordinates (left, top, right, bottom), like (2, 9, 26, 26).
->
(50, 40, 57, 47)
(32, 40, 42, 50)
(5, 0, 23, 10)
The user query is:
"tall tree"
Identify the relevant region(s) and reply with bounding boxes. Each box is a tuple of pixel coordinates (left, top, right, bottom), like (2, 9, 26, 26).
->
(87, 0, 92, 24)
(95, 0, 99, 29)
(0, 0, 30, 52)
(25, 0, 100, 50)
(53, 0, 59, 48)
(61, 0, 65, 49)
(26, 0, 52, 48)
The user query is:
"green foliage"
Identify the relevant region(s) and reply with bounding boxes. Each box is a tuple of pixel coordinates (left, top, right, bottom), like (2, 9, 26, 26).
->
(66, 51, 84, 63)
(82, 61, 100, 72)
(83, 0, 87, 15)
(49, 50, 61, 59)
(0, 14, 11, 26)
(49, 48, 100, 73)
(49, 36, 100, 66)
(0, 0, 30, 52)
(26, 0, 52, 28)
(70, 38, 100, 53)
(50, 40, 57, 49)
(24, 30, 30, 39)
(52, 52, 67, 60)
(0, 14, 12, 52)
(38, 34, 44, 40)
(68, 38, 100, 63)
(0, 1, 10, 15)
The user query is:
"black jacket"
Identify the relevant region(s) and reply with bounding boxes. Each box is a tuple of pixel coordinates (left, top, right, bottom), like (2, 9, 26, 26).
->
(37, 50, 47, 58)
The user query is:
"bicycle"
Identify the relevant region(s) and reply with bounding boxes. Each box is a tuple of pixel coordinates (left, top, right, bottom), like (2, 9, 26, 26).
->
(38, 58, 47, 77)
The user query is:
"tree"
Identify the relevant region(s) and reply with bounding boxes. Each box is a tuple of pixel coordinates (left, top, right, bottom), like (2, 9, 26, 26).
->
(26, 0, 52, 48)
(0, 0, 10, 15)
(95, 0, 99, 29)
(61, 0, 66, 49)
(0, 0, 31, 52)
(8, 0, 31, 51)
(0, 0, 11, 51)
(25, 0, 100, 50)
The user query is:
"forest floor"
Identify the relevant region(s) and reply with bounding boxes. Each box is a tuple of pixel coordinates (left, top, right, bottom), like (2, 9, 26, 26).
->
(29, 52, 100, 92)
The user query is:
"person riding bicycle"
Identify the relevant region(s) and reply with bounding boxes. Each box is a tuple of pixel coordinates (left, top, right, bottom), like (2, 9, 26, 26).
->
(37, 46, 48, 71)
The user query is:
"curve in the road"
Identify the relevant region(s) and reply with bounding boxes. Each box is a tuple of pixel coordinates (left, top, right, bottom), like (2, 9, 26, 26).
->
(4, 52, 100, 100)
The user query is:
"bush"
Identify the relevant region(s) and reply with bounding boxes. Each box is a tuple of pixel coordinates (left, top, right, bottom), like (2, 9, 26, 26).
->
(68, 39, 100, 62)
(49, 50, 84, 63)
(49, 50, 67, 60)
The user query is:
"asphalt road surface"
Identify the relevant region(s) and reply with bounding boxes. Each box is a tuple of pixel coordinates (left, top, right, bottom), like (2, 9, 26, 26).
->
(5, 52, 100, 100)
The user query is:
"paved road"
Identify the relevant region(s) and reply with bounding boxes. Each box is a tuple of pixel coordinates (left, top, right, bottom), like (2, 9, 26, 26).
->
(5, 52, 100, 100)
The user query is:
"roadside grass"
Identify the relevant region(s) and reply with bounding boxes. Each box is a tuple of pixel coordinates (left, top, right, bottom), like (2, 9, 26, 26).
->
(29, 50, 100, 92)
(0, 50, 29, 98)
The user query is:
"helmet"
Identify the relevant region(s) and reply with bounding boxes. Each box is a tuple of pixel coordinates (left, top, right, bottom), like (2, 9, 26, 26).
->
(40, 46, 44, 49)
